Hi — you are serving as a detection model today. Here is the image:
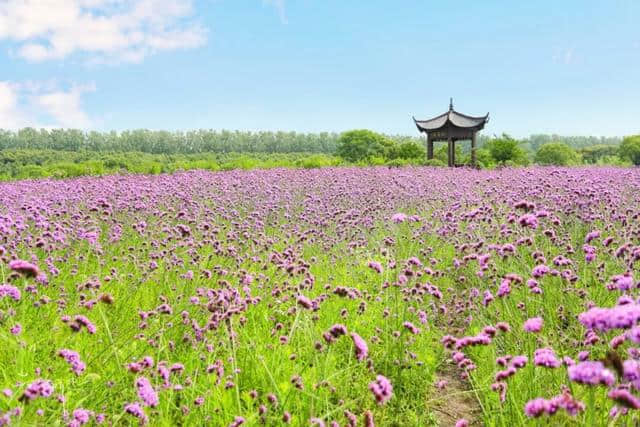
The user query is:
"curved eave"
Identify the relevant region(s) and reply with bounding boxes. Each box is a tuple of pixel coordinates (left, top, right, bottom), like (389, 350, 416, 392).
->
(413, 112, 449, 132)
(450, 109, 489, 122)
(414, 110, 489, 132)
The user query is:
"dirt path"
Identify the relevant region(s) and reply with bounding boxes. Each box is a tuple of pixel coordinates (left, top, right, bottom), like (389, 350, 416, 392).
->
(429, 361, 482, 426)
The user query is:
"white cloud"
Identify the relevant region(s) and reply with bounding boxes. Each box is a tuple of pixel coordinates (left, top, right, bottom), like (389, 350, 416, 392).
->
(0, 0, 207, 63)
(263, 0, 287, 24)
(33, 83, 96, 128)
(0, 81, 95, 129)
(0, 82, 29, 129)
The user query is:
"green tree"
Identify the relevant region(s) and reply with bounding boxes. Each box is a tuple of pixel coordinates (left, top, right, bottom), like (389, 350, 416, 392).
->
(433, 143, 463, 164)
(619, 135, 640, 165)
(474, 148, 495, 168)
(391, 141, 426, 160)
(579, 145, 619, 164)
(484, 134, 529, 165)
(534, 142, 581, 166)
(336, 130, 395, 162)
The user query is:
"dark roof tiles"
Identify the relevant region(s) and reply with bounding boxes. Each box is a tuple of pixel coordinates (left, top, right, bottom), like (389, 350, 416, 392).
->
(413, 109, 489, 132)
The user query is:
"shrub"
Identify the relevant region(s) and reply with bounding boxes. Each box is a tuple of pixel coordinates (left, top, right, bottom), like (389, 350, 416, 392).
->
(390, 141, 426, 160)
(386, 158, 409, 168)
(534, 142, 581, 166)
(337, 130, 395, 162)
(619, 135, 640, 165)
(484, 134, 529, 165)
(296, 154, 341, 169)
(423, 159, 446, 167)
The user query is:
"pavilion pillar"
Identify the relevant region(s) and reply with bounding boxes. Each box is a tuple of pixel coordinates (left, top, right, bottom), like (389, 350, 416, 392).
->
(447, 138, 453, 167)
(471, 132, 477, 167)
(451, 140, 456, 167)
(427, 136, 434, 160)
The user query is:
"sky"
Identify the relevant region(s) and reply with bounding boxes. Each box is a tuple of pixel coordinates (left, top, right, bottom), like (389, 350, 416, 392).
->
(0, 0, 639, 137)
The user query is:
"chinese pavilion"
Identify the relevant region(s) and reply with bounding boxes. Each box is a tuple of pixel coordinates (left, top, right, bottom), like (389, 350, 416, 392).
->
(413, 99, 489, 167)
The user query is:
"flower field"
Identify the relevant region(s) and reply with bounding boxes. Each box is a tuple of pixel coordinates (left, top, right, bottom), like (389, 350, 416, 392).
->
(1, 166, 640, 426)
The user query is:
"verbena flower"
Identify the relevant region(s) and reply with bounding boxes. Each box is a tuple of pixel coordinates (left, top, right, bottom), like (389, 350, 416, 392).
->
(533, 348, 561, 368)
(351, 333, 368, 361)
(568, 361, 615, 386)
(135, 377, 159, 407)
(523, 317, 543, 333)
(58, 349, 86, 375)
(369, 375, 392, 405)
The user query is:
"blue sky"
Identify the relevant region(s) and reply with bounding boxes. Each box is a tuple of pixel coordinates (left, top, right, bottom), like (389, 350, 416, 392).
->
(1, 0, 639, 137)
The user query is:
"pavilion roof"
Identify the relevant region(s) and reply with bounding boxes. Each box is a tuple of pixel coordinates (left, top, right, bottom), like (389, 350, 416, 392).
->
(413, 101, 489, 132)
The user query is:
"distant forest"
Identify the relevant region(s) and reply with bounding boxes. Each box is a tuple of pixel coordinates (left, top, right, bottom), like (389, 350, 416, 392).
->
(0, 128, 622, 155)
(0, 128, 632, 180)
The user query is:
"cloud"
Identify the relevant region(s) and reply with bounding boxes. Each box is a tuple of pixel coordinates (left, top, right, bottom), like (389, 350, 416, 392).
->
(0, 81, 95, 129)
(0, 82, 29, 129)
(0, 0, 207, 63)
(33, 83, 96, 128)
(263, 0, 287, 24)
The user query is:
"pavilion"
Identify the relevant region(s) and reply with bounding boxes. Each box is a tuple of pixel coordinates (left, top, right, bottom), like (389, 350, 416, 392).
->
(413, 100, 489, 167)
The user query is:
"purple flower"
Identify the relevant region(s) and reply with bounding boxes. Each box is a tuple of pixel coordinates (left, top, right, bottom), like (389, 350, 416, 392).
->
(495, 367, 517, 381)
(512, 355, 528, 368)
(71, 408, 92, 426)
(497, 279, 511, 298)
(523, 317, 543, 333)
(549, 390, 585, 416)
(71, 315, 97, 334)
(579, 304, 640, 332)
(351, 333, 368, 362)
(532, 265, 550, 278)
(367, 261, 383, 274)
(328, 324, 347, 339)
(369, 375, 392, 405)
(525, 390, 585, 418)
(533, 348, 561, 368)
(568, 361, 615, 387)
(391, 213, 408, 223)
(608, 388, 640, 409)
(0, 284, 21, 301)
(524, 398, 548, 417)
(58, 349, 86, 375)
(8, 259, 41, 278)
(229, 416, 245, 427)
(623, 359, 640, 383)
(296, 295, 314, 310)
(403, 321, 420, 334)
(21, 379, 53, 401)
(124, 402, 148, 425)
(518, 214, 538, 229)
(135, 377, 159, 407)
(611, 273, 634, 291)
(483, 290, 494, 307)
(585, 230, 600, 244)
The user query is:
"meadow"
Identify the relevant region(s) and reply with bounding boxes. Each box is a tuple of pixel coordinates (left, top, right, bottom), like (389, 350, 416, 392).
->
(1, 166, 640, 426)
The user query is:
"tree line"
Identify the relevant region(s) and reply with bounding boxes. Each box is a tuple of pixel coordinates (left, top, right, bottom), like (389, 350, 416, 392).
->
(0, 128, 341, 154)
(0, 128, 624, 156)
(0, 128, 638, 181)
(0, 150, 343, 180)
(335, 130, 638, 168)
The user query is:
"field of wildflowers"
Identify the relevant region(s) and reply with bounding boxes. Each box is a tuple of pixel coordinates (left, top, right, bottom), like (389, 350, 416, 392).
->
(1, 166, 640, 426)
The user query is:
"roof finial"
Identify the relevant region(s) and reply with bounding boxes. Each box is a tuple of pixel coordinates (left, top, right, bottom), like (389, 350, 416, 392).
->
(449, 98, 453, 111)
